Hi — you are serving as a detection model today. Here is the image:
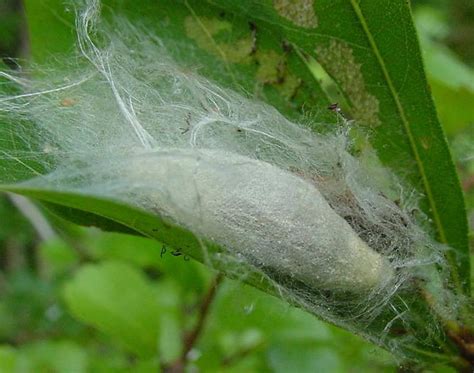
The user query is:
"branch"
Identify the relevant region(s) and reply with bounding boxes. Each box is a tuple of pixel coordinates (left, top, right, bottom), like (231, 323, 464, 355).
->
(164, 273, 223, 373)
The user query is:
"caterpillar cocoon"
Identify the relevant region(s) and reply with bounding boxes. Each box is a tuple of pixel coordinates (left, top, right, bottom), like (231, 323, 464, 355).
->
(125, 148, 393, 293)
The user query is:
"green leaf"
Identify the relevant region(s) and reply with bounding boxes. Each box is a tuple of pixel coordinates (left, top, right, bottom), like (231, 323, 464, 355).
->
(197, 280, 396, 372)
(0, 186, 460, 364)
(39, 238, 80, 277)
(23, 0, 76, 64)
(63, 261, 161, 358)
(41, 201, 141, 236)
(267, 344, 343, 373)
(82, 231, 164, 268)
(197, 0, 470, 294)
(22, 341, 89, 373)
(0, 341, 90, 373)
(0, 184, 270, 293)
(0, 346, 21, 373)
(0, 185, 214, 262)
(19, 0, 470, 294)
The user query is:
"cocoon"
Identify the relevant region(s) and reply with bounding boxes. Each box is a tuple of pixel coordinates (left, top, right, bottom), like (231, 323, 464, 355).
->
(126, 148, 393, 293)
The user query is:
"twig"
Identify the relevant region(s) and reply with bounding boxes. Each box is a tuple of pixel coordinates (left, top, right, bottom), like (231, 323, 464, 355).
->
(220, 343, 263, 368)
(164, 273, 223, 373)
(7, 193, 56, 241)
(6, 193, 58, 277)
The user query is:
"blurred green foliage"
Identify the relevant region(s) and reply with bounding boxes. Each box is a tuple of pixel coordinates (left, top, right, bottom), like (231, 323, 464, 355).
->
(413, 3, 474, 294)
(0, 212, 398, 372)
(0, 0, 472, 371)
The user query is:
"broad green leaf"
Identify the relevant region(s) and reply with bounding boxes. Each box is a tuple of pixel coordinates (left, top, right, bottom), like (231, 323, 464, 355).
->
(197, 280, 396, 372)
(0, 184, 269, 292)
(63, 261, 161, 358)
(39, 238, 80, 277)
(199, 0, 469, 294)
(22, 0, 332, 122)
(18, 0, 470, 294)
(267, 344, 343, 373)
(0, 346, 22, 372)
(0, 342, 90, 373)
(153, 280, 183, 364)
(0, 185, 460, 364)
(82, 231, 164, 268)
(22, 341, 88, 373)
(0, 185, 215, 262)
(23, 0, 76, 64)
(41, 201, 141, 236)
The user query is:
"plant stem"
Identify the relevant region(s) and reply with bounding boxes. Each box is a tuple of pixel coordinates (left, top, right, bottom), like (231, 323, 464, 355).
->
(164, 273, 223, 373)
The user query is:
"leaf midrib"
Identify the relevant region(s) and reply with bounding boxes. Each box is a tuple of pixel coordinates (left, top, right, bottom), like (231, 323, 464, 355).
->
(348, 0, 462, 292)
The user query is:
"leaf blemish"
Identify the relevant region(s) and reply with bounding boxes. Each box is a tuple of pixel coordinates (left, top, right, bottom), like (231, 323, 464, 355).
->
(255, 49, 301, 99)
(255, 50, 284, 84)
(184, 16, 301, 100)
(60, 98, 77, 107)
(184, 16, 254, 63)
(420, 137, 431, 150)
(273, 0, 318, 29)
(316, 40, 380, 126)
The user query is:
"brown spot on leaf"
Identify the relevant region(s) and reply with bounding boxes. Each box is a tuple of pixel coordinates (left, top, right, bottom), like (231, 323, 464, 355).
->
(273, 0, 318, 29)
(255, 50, 302, 98)
(255, 50, 285, 84)
(316, 40, 380, 126)
(60, 98, 77, 107)
(420, 136, 431, 150)
(184, 16, 301, 101)
(184, 16, 254, 64)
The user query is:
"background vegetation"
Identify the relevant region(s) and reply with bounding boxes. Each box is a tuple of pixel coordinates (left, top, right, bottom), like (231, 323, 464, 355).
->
(0, 0, 472, 371)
